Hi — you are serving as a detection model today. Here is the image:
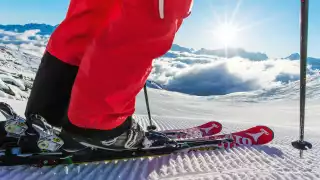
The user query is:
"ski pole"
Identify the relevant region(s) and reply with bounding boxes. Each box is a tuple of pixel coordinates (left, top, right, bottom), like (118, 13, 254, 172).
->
(144, 83, 157, 131)
(292, 0, 312, 158)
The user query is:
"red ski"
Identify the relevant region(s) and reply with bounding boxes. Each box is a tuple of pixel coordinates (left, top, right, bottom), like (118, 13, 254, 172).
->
(161, 121, 222, 139)
(190, 125, 274, 149)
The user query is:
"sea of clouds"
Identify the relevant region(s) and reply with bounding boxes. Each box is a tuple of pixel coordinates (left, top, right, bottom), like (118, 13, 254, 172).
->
(0, 28, 319, 97)
(0, 29, 48, 57)
(150, 52, 319, 96)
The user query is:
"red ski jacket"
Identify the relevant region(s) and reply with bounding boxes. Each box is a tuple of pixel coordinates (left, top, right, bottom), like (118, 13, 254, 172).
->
(47, 0, 193, 130)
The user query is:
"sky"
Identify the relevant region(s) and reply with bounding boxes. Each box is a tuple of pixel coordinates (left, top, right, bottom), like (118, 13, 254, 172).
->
(0, 0, 319, 58)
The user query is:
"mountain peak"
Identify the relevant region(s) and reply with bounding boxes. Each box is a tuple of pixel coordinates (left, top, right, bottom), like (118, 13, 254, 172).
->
(170, 44, 193, 53)
(194, 47, 268, 61)
(285, 53, 300, 60)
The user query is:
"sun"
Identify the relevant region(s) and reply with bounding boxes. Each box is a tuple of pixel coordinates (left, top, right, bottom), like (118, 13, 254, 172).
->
(214, 23, 239, 46)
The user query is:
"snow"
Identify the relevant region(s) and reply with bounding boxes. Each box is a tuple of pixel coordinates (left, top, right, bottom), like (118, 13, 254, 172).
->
(0, 46, 38, 100)
(0, 91, 9, 99)
(0, 74, 25, 91)
(0, 27, 319, 179)
(0, 87, 320, 179)
(0, 79, 9, 90)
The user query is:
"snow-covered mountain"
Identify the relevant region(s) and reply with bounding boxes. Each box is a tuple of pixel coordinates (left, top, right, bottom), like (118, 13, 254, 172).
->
(0, 23, 56, 35)
(146, 80, 164, 90)
(1, 24, 320, 180)
(194, 47, 269, 61)
(0, 45, 39, 100)
(286, 53, 301, 60)
(1, 24, 320, 99)
(285, 53, 320, 70)
(1, 42, 320, 99)
(170, 44, 194, 53)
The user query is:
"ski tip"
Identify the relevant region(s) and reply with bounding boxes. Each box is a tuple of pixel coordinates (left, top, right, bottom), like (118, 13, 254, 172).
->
(260, 125, 274, 140)
(248, 125, 274, 136)
(241, 125, 274, 145)
(199, 121, 222, 130)
(259, 125, 275, 143)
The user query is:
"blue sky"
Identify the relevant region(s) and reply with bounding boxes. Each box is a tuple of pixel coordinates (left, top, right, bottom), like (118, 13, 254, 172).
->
(0, 0, 319, 58)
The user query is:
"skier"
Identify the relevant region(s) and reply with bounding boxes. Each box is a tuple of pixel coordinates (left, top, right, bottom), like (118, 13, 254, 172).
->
(3, 0, 194, 152)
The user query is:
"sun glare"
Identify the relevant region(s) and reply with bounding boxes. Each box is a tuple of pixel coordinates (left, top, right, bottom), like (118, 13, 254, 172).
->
(215, 23, 239, 46)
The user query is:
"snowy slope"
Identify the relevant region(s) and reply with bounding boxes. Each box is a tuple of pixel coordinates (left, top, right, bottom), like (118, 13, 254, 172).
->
(0, 27, 320, 179)
(0, 46, 39, 100)
(1, 89, 320, 180)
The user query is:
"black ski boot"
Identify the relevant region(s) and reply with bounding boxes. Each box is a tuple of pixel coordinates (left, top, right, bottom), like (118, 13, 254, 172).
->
(1, 102, 173, 153)
(61, 116, 149, 151)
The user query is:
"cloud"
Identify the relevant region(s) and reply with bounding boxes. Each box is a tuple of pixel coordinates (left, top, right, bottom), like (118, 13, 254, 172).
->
(164, 63, 259, 95)
(150, 55, 317, 96)
(0, 30, 17, 36)
(0, 29, 48, 57)
(0, 28, 318, 97)
(16, 30, 41, 41)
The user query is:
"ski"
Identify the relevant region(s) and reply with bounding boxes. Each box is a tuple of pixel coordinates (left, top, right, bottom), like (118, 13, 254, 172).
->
(0, 102, 274, 167)
(160, 121, 222, 139)
(0, 134, 233, 167)
(0, 124, 273, 167)
(187, 125, 274, 149)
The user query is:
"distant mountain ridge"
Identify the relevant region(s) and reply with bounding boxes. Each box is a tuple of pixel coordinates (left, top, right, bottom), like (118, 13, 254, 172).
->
(0, 23, 319, 63)
(285, 53, 320, 70)
(0, 23, 56, 35)
(170, 44, 194, 53)
(194, 48, 268, 61)
(0, 23, 285, 61)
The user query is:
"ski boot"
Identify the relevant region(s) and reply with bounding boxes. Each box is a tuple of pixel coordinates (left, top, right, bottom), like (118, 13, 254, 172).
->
(0, 102, 81, 153)
(1, 102, 176, 152)
(60, 116, 176, 151)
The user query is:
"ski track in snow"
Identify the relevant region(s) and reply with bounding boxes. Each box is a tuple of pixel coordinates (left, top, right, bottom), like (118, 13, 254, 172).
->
(0, 114, 319, 180)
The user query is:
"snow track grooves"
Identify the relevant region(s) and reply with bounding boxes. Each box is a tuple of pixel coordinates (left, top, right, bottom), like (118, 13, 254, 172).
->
(149, 146, 319, 180)
(0, 115, 319, 180)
